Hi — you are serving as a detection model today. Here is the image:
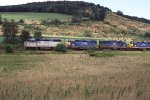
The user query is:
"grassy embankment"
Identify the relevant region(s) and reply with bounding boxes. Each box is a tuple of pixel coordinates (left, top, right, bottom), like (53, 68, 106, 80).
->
(0, 51, 150, 100)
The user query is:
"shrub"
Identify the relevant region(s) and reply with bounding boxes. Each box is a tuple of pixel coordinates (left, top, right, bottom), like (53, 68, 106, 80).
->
(5, 45, 14, 53)
(51, 19, 61, 25)
(89, 51, 114, 58)
(71, 15, 82, 23)
(89, 51, 124, 58)
(20, 30, 30, 43)
(86, 47, 97, 53)
(41, 19, 51, 25)
(144, 32, 150, 38)
(0, 14, 2, 25)
(34, 31, 42, 39)
(18, 19, 25, 24)
(84, 31, 93, 37)
(116, 10, 124, 16)
(0, 19, 2, 25)
(55, 43, 67, 52)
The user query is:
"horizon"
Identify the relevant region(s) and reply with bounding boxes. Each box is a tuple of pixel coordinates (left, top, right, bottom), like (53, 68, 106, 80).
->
(0, 0, 150, 20)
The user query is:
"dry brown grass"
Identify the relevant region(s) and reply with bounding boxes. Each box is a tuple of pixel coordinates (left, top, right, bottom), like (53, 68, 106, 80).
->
(0, 52, 150, 100)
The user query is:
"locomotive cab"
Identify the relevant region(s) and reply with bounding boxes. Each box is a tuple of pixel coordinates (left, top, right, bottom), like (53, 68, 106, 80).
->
(128, 41, 150, 50)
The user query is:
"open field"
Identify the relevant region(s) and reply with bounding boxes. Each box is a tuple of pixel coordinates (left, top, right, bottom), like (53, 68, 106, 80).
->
(0, 51, 150, 100)
(0, 12, 72, 21)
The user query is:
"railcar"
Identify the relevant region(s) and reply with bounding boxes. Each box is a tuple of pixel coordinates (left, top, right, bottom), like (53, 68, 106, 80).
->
(99, 40, 127, 50)
(24, 38, 61, 50)
(129, 41, 150, 50)
(69, 40, 97, 50)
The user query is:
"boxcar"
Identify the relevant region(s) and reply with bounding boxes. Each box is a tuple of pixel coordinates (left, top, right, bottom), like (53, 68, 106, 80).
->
(99, 40, 127, 50)
(69, 40, 97, 50)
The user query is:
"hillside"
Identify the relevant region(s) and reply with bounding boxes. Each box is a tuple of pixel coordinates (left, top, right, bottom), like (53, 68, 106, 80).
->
(0, 1, 150, 41)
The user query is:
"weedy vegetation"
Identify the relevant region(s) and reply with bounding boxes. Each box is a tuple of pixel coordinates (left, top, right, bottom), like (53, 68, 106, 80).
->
(89, 51, 125, 58)
(0, 51, 150, 100)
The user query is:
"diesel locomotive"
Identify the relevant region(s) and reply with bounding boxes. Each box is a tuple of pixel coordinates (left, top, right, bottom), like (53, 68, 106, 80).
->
(24, 38, 150, 51)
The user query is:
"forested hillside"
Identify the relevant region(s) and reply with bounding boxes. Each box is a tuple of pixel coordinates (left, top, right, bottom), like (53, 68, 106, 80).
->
(0, 1, 110, 21)
(0, 1, 150, 23)
(0, 1, 150, 41)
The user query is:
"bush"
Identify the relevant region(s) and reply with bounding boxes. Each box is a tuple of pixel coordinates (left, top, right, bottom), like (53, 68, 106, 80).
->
(0, 20, 2, 25)
(18, 19, 25, 24)
(5, 45, 14, 53)
(144, 32, 150, 38)
(20, 30, 30, 43)
(89, 51, 124, 58)
(86, 47, 97, 53)
(55, 43, 67, 52)
(41, 19, 51, 25)
(72, 16, 82, 23)
(51, 19, 61, 25)
(34, 31, 42, 39)
(116, 10, 124, 16)
(84, 31, 93, 37)
(89, 51, 114, 58)
(0, 14, 2, 25)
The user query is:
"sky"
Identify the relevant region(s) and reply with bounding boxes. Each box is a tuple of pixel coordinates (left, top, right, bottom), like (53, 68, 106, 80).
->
(0, 0, 150, 19)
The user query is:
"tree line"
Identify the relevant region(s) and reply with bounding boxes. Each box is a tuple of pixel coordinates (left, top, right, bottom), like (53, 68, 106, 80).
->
(0, 1, 110, 21)
(0, 18, 41, 44)
(0, 18, 68, 53)
(116, 11, 150, 24)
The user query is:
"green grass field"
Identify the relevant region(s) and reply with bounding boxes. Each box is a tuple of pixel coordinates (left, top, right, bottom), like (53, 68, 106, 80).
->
(0, 51, 150, 100)
(0, 12, 72, 20)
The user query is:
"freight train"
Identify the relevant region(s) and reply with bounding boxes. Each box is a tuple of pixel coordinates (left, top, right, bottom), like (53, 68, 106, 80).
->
(24, 38, 150, 51)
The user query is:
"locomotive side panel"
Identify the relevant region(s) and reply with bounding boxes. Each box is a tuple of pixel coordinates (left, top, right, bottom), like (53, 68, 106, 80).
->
(99, 41, 127, 50)
(24, 41, 37, 48)
(70, 40, 97, 49)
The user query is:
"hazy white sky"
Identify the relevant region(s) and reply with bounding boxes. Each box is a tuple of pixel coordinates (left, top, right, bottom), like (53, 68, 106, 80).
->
(0, 0, 150, 19)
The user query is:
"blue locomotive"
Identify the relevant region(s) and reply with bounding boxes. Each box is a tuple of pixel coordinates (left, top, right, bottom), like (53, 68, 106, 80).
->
(99, 40, 127, 50)
(69, 40, 97, 49)
(129, 41, 150, 50)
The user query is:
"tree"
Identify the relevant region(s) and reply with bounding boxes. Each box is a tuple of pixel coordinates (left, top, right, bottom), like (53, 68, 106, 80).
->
(0, 14, 2, 25)
(34, 31, 42, 38)
(2, 19, 18, 44)
(71, 14, 83, 23)
(0, 1, 111, 22)
(144, 32, 150, 38)
(20, 30, 30, 43)
(55, 43, 67, 52)
(4, 45, 13, 53)
(90, 9, 106, 21)
(51, 19, 61, 25)
(116, 10, 123, 16)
